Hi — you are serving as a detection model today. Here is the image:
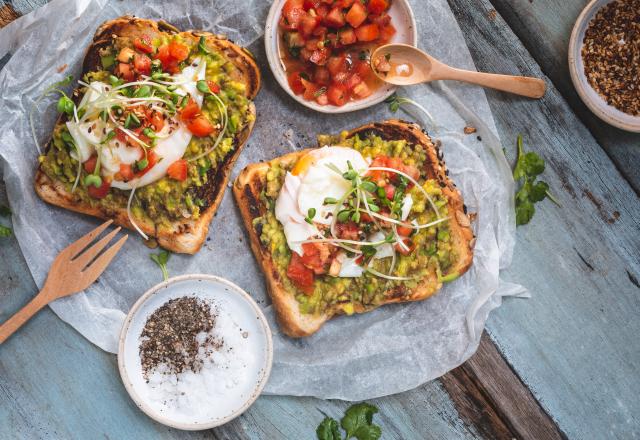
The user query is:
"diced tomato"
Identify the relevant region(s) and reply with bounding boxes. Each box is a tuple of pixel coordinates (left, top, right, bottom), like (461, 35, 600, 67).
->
(314, 66, 331, 85)
(315, 3, 329, 18)
(345, 1, 367, 28)
(155, 44, 171, 65)
(117, 47, 135, 63)
(167, 159, 188, 181)
(299, 47, 314, 62)
(300, 13, 320, 37)
(384, 183, 395, 200)
(168, 41, 190, 62)
(352, 82, 372, 98)
(115, 63, 134, 81)
(339, 28, 357, 45)
(326, 54, 347, 76)
(395, 238, 416, 256)
(180, 98, 201, 122)
(186, 116, 215, 137)
(288, 71, 306, 95)
(401, 163, 420, 182)
(367, 155, 390, 183)
(303, 0, 320, 10)
(149, 111, 164, 131)
(327, 84, 347, 106)
(360, 212, 374, 223)
(133, 34, 154, 54)
(379, 23, 396, 42)
(371, 12, 392, 27)
(367, 0, 389, 14)
(324, 7, 345, 28)
(282, 0, 306, 30)
(206, 80, 221, 94)
(354, 60, 372, 79)
(332, 70, 349, 84)
(305, 38, 321, 51)
(87, 179, 111, 199)
(117, 163, 134, 181)
(133, 54, 151, 75)
(287, 253, 315, 294)
(397, 224, 413, 236)
(316, 93, 329, 105)
(338, 0, 356, 7)
(83, 156, 97, 173)
(301, 242, 333, 274)
(312, 25, 328, 37)
(309, 47, 330, 65)
(345, 73, 362, 90)
(355, 23, 380, 42)
(136, 150, 159, 176)
(301, 78, 319, 100)
(336, 221, 360, 240)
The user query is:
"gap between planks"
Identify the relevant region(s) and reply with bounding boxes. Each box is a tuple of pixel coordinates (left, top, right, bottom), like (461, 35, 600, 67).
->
(441, 332, 567, 440)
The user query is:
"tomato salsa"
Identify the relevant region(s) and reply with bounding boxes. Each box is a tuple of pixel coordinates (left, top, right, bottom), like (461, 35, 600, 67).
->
(279, 0, 396, 107)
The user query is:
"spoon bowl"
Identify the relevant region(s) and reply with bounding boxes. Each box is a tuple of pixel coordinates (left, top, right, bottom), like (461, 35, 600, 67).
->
(371, 44, 546, 98)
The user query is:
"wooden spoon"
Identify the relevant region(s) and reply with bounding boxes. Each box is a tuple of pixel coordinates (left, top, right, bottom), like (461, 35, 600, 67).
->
(0, 220, 127, 344)
(371, 44, 546, 99)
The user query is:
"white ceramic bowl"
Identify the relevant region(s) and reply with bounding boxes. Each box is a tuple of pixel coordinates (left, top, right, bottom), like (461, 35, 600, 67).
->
(568, 0, 640, 132)
(265, 0, 418, 113)
(118, 274, 273, 430)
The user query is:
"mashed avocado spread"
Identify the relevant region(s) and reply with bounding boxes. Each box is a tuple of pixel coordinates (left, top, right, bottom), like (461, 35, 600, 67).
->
(40, 33, 254, 227)
(255, 132, 458, 316)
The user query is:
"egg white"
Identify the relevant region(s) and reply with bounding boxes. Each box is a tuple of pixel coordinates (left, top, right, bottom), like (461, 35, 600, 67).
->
(67, 59, 208, 191)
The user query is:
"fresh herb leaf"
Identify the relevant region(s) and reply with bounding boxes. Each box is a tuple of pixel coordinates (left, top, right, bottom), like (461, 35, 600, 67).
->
(513, 135, 560, 226)
(316, 417, 342, 440)
(0, 224, 11, 238)
(358, 50, 369, 61)
(198, 36, 210, 54)
(341, 403, 382, 440)
(305, 208, 316, 224)
(150, 250, 170, 281)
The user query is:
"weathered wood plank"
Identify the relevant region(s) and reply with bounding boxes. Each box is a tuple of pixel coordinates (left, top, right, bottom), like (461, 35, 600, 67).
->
(0, 3, 19, 28)
(443, 333, 567, 440)
(446, 0, 640, 439)
(487, 0, 640, 193)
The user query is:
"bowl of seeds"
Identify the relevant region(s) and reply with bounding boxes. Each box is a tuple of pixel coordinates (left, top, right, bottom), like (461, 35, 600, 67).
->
(117, 274, 273, 430)
(569, 0, 640, 132)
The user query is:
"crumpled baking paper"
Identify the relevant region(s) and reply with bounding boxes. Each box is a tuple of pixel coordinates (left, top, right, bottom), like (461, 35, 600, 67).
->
(0, 0, 527, 399)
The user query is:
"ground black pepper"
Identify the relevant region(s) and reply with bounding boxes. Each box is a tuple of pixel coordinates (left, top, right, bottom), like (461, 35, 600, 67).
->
(139, 296, 223, 378)
(582, 0, 640, 116)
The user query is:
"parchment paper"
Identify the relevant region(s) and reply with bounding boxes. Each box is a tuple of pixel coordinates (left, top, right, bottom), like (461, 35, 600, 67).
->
(0, 0, 527, 399)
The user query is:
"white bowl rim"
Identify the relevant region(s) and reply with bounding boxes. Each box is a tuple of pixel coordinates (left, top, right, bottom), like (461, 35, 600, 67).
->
(117, 274, 274, 431)
(264, 0, 419, 114)
(568, 0, 640, 133)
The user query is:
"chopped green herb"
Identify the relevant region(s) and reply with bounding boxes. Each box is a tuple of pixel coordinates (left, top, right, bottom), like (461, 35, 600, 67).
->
(513, 134, 560, 226)
(150, 250, 170, 281)
(315, 403, 382, 440)
(198, 36, 210, 54)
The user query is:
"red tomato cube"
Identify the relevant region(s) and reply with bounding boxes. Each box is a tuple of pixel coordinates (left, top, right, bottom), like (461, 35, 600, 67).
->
(324, 7, 346, 28)
(339, 28, 357, 45)
(355, 24, 380, 42)
(367, 0, 389, 14)
(327, 85, 348, 106)
(345, 1, 367, 28)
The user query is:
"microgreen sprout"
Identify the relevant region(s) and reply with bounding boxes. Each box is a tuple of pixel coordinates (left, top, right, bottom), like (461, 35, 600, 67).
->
(198, 36, 210, 55)
(150, 250, 170, 281)
(305, 208, 316, 224)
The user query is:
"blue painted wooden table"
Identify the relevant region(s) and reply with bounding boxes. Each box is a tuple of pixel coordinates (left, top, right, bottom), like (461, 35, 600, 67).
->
(1, 0, 639, 438)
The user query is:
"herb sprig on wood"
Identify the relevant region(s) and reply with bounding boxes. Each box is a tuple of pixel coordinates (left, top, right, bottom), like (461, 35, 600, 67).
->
(513, 135, 560, 225)
(316, 403, 382, 440)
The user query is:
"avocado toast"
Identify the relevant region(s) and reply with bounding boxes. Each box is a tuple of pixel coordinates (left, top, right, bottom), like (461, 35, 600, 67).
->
(35, 16, 260, 254)
(233, 120, 475, 337)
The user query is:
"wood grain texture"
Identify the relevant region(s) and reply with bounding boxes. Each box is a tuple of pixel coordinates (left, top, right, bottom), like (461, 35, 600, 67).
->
(445, 0, 640, 438)
(487, 0, 640, 193)
(0, 3, 19, 28)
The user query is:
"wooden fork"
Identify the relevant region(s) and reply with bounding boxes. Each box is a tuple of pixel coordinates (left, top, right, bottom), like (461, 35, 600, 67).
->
(0, 220, 127, 344)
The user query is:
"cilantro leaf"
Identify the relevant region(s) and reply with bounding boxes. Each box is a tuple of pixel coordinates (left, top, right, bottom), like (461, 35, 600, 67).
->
(316, 417, 342, 440)
(512, 135, 560, 226)
(0, 224, 11, 238)
(341, 403, 382, 440)
(150, 250, 170, 281)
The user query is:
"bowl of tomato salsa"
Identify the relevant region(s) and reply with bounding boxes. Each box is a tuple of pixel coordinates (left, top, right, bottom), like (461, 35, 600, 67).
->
(265, 0, 417, 113)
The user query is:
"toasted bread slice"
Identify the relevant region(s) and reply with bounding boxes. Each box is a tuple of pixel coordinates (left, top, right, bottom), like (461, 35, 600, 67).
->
(233, 120, 475, 337)
(35, 16, 261, 254)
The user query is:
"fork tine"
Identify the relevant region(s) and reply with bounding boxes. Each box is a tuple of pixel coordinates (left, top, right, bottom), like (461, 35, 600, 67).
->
(73, 227, 122, 269)
(81, 235, 128, 279)
(62, 220, 114, 259)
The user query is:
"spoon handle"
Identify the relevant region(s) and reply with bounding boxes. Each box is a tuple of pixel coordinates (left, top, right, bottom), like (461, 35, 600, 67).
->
(442, 67, 546, 98)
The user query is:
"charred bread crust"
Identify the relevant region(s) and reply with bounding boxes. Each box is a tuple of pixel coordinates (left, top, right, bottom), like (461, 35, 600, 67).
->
(34, 16, 261, 254)
(233, 120, 475, 337)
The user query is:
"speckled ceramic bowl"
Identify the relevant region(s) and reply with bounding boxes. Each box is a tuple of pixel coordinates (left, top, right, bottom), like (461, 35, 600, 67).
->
(117, 274, 273, 430)
(265, 0, 418, 114)
(568, 0, 640, 132)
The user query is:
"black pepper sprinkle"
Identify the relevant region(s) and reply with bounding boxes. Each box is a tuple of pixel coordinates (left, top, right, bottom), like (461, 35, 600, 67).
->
(582, 0, 640, 115)
(139, 296, 223, 378)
